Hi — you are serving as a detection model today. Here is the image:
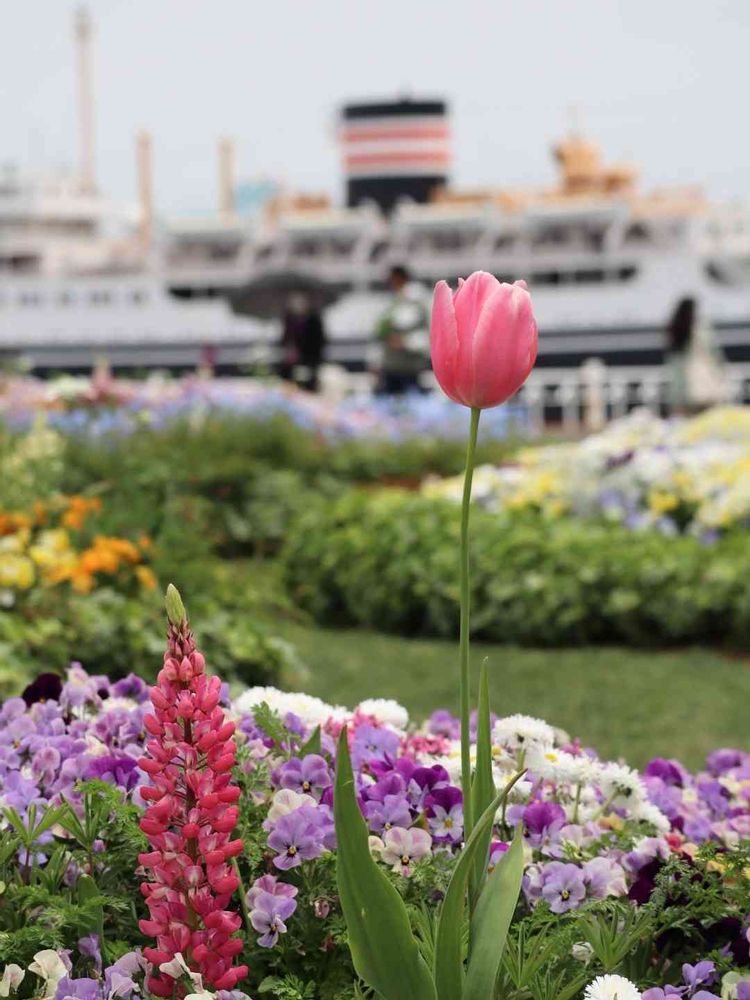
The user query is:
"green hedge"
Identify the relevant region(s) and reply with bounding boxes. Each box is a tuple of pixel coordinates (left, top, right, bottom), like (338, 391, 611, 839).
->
(0, 567, 305, 700)
(56, 415, 516, 555)
(281, 490, 750, 647)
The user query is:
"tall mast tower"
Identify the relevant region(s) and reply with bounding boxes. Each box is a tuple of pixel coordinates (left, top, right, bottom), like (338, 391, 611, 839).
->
(75, 6, 96, 193)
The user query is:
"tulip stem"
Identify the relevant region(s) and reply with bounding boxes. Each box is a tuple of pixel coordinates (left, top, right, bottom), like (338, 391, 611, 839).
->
(460, 406, 481, 841)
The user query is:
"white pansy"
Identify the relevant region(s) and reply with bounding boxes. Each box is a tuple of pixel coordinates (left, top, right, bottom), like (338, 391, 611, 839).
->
(0, 965, 24, 998)
(368, 835, 384, 856)
(100, 696, 138, 712)
(159, 954, 193, 980)
(721, 971, 750, 1000)
(159, 954, 204, 989)
(266, 788, 317, 824)
(584, 973, 641, 1000)
(493, 714, 556, 750)
(571, 942, 594, 963)
(234, 686, 348, 727)
(83, 734, 110, 757)
(356, 698, 409, 730)
(28, 952, 69, 999)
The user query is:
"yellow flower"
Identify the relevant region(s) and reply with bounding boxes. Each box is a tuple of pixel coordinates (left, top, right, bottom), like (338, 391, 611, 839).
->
(135, 565, 158, 590)
(29, 529, 73, 567)
(0, 555, 36, 590)
(648, 490, 679, 515)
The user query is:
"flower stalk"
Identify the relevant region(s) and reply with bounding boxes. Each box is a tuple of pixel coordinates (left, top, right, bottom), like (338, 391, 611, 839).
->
(459, 406, 481, 840)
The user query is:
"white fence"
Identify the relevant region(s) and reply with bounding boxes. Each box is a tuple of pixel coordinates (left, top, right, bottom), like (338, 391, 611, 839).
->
(318, 360, 750, 437)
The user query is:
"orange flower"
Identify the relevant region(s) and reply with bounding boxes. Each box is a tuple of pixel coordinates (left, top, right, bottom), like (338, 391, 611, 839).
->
(70, 567, 96, 593)
(62, 495, 102, 531)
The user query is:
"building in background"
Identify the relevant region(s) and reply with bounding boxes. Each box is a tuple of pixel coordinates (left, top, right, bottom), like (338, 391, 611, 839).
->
(1, 7, 750, 404)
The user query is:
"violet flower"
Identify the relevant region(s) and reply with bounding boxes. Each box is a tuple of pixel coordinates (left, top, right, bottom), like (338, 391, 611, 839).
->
(363, 794, 412, 835)
(250, 890, 298, 947)
(541, 862, 587, 913)
(425, 786, 463, 843)
(267, 806, 327, 870)
(278, 754, 332, 798)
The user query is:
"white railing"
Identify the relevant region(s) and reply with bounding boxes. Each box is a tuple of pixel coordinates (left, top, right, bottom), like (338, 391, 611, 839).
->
(517, 361, 750, 435)
(317, 359, 750, 435)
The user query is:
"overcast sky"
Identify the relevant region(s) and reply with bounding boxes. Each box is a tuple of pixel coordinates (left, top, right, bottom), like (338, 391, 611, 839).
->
(2, 0, 749, 217)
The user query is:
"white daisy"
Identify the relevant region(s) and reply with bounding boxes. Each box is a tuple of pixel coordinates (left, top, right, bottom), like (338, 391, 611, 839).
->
(493, 714, 556, 751)
(525, 744, 588, 784)
(234, 687, 348, 728)
(584, 973, 641, 1000)
(598, 762, 647, 806)
(631, 800, 671, 833)
(356, 698, 409, 730)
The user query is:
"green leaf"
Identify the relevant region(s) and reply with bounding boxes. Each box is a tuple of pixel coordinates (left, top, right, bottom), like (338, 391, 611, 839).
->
(30, 805, 64, 841)
(334, 728, 437, 1000)
(469, 660, 495, 905)
(434, 773, 524, 1000)
(301, 725, 321, 756)
(76, 874, 105, 952)
(463, 823, 524, 1000)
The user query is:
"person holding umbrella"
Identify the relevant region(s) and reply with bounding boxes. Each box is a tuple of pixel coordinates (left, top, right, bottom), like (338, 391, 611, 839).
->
(279, 292, 326, 392)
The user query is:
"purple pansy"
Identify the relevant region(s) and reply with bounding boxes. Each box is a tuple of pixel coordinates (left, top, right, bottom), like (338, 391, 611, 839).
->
(540, 862, 587, 913)
(363, 793, 413, 835)
(278, 754, 332, 797)
(267, 805, 327, 870)
(426, 786, 464, 843)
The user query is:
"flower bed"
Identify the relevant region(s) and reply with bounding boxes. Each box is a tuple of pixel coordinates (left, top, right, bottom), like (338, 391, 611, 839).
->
(1, 375, 525, 443)
(282, 490, 750, 646)
(1, 662, 749, 998)
(426, 407, 750, 538)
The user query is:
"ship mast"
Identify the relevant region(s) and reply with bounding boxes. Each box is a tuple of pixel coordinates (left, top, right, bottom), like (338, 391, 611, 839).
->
(218, 137, 236, 220)
(75, 6, 96, 194)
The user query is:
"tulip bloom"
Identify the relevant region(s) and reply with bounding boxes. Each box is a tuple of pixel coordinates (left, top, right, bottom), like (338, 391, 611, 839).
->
(430, 271, 538, 409)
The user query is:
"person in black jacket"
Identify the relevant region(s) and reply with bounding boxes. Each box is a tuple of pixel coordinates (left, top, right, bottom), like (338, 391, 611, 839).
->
(279, 293, 326, 392)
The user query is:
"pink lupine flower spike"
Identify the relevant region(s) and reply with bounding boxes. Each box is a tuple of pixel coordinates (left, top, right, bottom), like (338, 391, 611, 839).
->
(137, 585, 248, 995)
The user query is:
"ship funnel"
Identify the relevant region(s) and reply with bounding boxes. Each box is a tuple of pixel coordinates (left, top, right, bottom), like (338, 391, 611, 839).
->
(136, 131, 153, 252)
(74, 6, 96, 193)
(218, 136, 236, 219)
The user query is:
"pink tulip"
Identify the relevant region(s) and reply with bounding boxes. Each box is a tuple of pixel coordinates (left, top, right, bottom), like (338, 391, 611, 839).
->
(430, 271, 538, 409)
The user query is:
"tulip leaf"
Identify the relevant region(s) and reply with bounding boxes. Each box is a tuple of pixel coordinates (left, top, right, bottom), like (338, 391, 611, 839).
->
(434, 772, 525, 1000)
(463, 822, 525, 1000)
(301, 724, 321, 756)
(334, 729, 437, 1000)
(470, 660, 495, 905)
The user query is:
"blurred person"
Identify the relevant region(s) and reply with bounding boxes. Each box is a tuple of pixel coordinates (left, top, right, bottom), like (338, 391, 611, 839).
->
(373, 265, 430, 395)
(279, 292, 326, 392)
(665, 296, 726, 413)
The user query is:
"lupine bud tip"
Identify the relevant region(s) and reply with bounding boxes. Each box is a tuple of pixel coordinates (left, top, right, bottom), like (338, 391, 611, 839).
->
(165, 584, 187, 626)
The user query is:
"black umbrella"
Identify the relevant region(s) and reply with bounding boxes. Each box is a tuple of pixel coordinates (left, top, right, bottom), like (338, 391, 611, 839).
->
(229, 271, 342, 319)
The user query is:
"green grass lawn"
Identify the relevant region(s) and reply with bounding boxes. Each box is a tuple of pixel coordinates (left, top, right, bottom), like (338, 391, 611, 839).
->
(260, 614, 750, 770)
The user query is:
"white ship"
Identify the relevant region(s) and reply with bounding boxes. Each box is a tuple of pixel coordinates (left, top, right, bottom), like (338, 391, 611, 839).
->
(2, 9, 750, 406)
